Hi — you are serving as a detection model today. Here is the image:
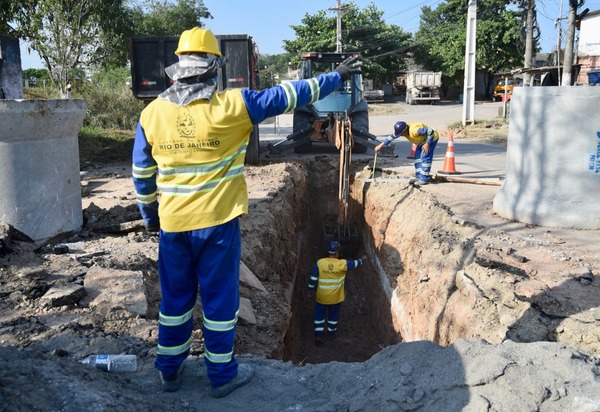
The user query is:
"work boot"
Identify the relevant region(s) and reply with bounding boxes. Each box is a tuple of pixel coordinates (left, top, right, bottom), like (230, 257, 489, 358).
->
(159, 365, 184, 392)
(208, 364, 254, 398)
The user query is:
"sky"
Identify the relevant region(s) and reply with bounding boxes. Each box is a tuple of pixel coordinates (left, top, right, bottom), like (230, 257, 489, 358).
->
(18, 0, 600, 69)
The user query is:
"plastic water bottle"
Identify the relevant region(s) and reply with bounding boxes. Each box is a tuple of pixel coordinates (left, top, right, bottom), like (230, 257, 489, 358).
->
(80, 354, 137, 372)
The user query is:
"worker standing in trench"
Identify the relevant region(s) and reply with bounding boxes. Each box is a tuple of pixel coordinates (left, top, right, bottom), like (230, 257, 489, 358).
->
(374, 121, 440, 185)
(132, 27, 363, 397)
(308, 241, 368, 346)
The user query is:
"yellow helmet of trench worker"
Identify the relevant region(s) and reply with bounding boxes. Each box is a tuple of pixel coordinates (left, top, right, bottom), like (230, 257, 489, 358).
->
(175, 27, 222, 56)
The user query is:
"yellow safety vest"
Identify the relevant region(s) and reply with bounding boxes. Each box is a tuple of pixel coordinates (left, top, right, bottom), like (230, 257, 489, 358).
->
(405, 121, 439, 145)
(139, 90, 252, 232)
(315, 257, 349, 305)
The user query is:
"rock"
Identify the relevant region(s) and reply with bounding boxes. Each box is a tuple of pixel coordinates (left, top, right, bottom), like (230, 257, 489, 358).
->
(240, 261, 268, 293)
(17, 268, 48, 281)
(82, 266, 147, 316)
(40, 284, 87, 307)
(239, 297, 256, 325)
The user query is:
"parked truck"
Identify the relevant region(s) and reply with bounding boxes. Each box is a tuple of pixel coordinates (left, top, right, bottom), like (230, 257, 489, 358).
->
(362, 79, 384, 103)
(129, 34, 261, 164)
(405, 71, 442, 105)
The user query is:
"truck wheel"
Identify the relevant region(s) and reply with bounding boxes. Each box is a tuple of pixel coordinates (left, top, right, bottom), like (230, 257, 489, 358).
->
(294, 140, 313, 153)
(246, 125, 260, 164)
(292, 111, 313, 153)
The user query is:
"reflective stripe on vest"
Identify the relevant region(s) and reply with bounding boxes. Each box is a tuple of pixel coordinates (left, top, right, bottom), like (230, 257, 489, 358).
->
(203, 310, 239, 332)
(318, 276, 345, 289)
(204, 348, 233, 364)
(157, 144, 246, 196)
(157, 337, 191, 356)
(159, 308, 193, 327)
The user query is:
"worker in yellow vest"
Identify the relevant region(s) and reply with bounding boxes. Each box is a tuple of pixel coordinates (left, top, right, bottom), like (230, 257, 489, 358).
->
(132, 27, 362, 397)
(375, 121, 440, 185)
(308, 241, 367, 346)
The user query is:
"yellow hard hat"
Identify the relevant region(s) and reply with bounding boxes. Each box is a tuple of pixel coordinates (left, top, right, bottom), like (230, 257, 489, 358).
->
(175, 27, 221, 56)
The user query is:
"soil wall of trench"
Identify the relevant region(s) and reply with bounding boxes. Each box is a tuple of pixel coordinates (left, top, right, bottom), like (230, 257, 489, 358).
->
(245, 159, 600, 360)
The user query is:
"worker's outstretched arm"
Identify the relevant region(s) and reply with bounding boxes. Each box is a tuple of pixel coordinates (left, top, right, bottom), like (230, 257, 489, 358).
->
(346, 255, 368, 270)
(242, 56, 362, 124)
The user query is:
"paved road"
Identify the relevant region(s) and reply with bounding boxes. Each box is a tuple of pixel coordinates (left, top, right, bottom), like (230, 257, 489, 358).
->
(258, 100, 508, 180)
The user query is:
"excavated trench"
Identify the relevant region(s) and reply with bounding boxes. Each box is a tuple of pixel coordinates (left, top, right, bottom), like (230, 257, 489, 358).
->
(281, 157, 400, 364)
(95, 153, 600, 368)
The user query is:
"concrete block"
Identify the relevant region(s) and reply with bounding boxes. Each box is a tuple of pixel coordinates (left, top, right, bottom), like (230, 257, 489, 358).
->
(494, 86, 600, 229)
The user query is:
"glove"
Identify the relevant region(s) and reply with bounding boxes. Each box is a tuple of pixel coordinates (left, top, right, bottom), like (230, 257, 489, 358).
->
(334, 55, 363, 82)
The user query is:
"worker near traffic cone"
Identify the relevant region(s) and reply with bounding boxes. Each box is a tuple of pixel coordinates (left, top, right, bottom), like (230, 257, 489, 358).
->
(375, 121, 439, 185)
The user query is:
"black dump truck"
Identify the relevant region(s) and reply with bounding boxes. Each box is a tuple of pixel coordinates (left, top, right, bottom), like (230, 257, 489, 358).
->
(129, 34, 261, 164)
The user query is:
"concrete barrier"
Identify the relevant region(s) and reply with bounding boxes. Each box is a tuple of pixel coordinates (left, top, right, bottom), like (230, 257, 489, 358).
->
(0, 99, 87, 242)
(493, 86, 600, 229)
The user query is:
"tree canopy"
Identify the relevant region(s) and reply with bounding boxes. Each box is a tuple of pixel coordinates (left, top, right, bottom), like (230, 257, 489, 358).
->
(413, 0, 525, 93)
(3, 0, 132, 95)
(129, 0, 212, 37)
(1, 0, 212, 95)
(283, 2, 411, 86)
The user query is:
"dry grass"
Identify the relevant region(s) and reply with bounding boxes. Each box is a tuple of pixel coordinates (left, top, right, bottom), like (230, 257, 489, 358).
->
(368, 102, 407, 116)
(447, 119, 508, 144)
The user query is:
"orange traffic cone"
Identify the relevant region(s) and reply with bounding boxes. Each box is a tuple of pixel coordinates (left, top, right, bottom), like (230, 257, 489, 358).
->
(406, 143, 417, 159)
(437, 134, 461, 175)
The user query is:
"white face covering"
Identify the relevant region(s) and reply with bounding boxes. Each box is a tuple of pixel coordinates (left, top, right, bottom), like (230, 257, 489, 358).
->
(159, 53, 227, 106)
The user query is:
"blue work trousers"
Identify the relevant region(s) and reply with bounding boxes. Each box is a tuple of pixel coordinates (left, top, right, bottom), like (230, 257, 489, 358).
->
(314, 302, 342, 337)
(413, 139, 438, 182)
(155, 218, 241, 387)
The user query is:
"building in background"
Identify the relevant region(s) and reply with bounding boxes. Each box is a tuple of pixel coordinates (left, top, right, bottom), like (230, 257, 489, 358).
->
(576, 9, 600, 84)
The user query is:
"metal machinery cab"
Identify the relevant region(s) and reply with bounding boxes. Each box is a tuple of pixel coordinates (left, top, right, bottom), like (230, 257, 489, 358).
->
(293, 51, 369, 154)
(268, 51, 392, 157)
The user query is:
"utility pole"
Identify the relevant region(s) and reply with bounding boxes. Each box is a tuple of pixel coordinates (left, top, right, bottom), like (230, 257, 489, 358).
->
(329, 0, 348, 53)
(523, 0, 535, 86)
(555, 0, 564, 85)
(561, 0, 577, 86)
(462, 0, 477, 126)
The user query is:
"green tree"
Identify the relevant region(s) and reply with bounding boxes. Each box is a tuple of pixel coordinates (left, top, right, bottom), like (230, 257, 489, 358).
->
(258, 53, 293, 89)
(283, 2, 411, 87)
(4, 0, 132, 96)
(22, 68, 52, 86)
(130, 0, 212, 36)
(414, 0, 524, 96)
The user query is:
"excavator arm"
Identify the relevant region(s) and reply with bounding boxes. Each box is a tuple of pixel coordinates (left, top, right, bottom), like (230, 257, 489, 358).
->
(324, 112, 359, 257)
